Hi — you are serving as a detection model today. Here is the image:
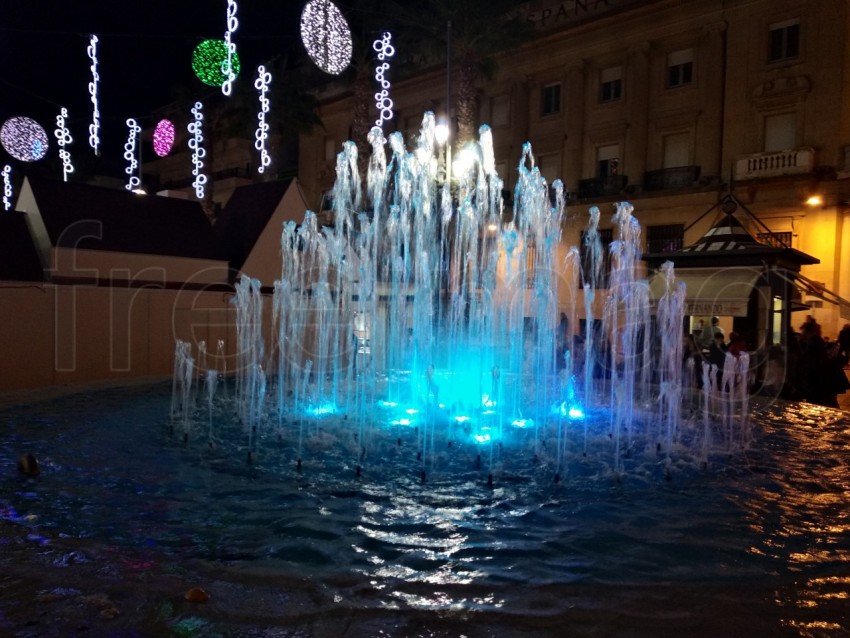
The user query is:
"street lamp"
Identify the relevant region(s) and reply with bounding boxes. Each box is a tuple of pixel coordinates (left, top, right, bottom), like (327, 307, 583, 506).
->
(435, 117, 451, 185)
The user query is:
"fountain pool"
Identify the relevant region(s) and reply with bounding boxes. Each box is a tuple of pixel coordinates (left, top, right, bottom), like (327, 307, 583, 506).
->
(2, 381, 850, 637)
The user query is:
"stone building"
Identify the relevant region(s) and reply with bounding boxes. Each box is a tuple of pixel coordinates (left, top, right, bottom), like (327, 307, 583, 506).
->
(297, 0, 850, 344)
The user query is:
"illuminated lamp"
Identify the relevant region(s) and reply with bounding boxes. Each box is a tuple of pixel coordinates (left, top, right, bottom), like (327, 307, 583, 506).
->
(153, 119, 176, 157)
(192, 39, 241, 87)
(1, 117, 49, 162)
(300, 0, 352, 75)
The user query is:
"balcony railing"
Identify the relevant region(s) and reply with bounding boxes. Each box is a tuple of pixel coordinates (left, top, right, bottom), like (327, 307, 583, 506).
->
(643, 165, 701, 191)
(734, 147, 815, 181)
(577, 175, 628, 199)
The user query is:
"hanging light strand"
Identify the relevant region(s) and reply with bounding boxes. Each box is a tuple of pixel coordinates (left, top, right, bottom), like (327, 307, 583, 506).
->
(88, 34, 101, 155)
(55, 107, 74, 182)
(2, 165, 12, 212)
(188, 102, 207, 199)
(254, 65, 271, 174)
(124, 118, 141, 192)
(373, 32, 395, 128)
(222, 0, 239, 96)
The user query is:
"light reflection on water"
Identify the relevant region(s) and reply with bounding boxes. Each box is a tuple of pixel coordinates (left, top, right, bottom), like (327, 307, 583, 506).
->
(0, 382, 849, 636)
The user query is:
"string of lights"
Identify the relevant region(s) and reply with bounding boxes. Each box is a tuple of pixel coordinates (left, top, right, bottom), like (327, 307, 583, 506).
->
(254, 65, 272, 174)
(188, 102, 207, 199)
(87, 34, 101, 156)
(221, 0, 240, 96)
(373, 32, 395, 129)
(1, 165, 12, 211)
(54, 107, 74, 182)
(123, 118, 142, 192)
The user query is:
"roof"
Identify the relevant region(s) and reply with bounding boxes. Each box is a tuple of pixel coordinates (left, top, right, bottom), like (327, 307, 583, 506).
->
(0, 212, 44, 281)
(23, 176, 222, 260)
(214, 179, 293, 272)
(644, 211, 819, 270)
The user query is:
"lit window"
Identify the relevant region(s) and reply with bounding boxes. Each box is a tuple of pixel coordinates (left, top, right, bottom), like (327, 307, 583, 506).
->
(580, 227, 613, 288)
(768, 19, 800, 62)
(647, 224, 684, 254)
(599, 66, 622, 103)
(667, 49, 693, 88)
(597, 144, 619, 177)
(541, 83, 561, 116)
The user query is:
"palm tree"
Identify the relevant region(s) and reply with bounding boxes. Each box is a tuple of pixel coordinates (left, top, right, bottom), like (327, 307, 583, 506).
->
(387, 0, 533, 145)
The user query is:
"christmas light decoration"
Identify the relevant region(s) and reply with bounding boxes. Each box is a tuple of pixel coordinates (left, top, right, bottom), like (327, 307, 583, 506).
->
(373, 32, 395, 128)
(221, 0, 239, 96)
(54, 107, 74, 182)
(1, 116, 49, 162)
(254, 65, 271, 173)
(2, 165, 12, 211)
(300, 0, 352, 75)
(88, 35, 101, 155)
(153, 119, 176, 157)
(192, 39, 241, 88)
(188, 102, 207, 199)
(124, 118, 142, 192)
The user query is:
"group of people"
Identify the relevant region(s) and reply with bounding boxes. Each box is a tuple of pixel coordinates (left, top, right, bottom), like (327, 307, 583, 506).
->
(683, 317, 749, 391)
(684, 315, 850, 408)
(786, 317, 850, 407)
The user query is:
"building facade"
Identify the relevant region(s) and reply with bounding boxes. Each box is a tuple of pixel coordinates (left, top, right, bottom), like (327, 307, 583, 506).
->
(298, 0, 850, 343)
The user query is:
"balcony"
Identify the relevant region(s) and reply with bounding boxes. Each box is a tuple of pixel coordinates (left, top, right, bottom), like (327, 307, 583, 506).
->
(577, 175, 628, 199)
(733, 147, 815, 181)
(643, 165, 701, 191)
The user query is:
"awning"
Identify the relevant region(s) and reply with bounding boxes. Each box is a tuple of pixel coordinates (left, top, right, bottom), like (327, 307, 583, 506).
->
(649, 266, 765, 317)
(792, 272, 850, 320)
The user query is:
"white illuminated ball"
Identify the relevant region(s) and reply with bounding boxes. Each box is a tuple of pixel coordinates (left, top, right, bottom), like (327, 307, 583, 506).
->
(300, 0, 353, 75)
(1, 117, 49, 162)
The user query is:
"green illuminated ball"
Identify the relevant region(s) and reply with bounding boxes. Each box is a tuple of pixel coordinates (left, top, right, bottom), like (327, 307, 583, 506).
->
(192, 39, 241, 87)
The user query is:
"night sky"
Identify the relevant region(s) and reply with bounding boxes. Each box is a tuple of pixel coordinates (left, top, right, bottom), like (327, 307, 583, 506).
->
(0, 1, 311, 171)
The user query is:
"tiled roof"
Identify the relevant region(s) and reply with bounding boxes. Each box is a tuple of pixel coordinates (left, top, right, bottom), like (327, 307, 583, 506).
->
(214, 179, 292, 271)
(679, 214, 761, 252)
(0, 212, 43, 281)
(26, 176, 223, 260)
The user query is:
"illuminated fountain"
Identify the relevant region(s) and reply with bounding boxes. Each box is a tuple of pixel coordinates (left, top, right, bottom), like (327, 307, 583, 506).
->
(172, 112, 751, 482)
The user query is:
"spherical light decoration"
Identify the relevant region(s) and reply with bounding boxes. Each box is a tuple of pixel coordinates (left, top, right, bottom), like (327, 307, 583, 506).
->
(153, 119, 176, 157)
(1, 117, 49, 162)
(192, 39, 241, 87)
(300, 0, 353, 76)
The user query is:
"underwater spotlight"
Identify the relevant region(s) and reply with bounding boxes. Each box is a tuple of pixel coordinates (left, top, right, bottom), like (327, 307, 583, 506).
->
(511, 418, 534, 429)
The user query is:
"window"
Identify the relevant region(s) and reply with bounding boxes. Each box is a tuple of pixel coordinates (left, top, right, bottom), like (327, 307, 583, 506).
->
(599, 66, 622, 103)
(541, 83, 562, 116)
(768, 19, 800, 62)
(537, 153, 562, 185)
(757, 231, 792, 248)
(662, 132, 690, 168)
(764, 113, 796, 151)
(667, 49, 693, 88)
(597, 144, 620, 177)
(525, 241, 537, 289)
(580, 227, 614, 288)
(647, 224, 684, 254)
